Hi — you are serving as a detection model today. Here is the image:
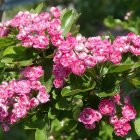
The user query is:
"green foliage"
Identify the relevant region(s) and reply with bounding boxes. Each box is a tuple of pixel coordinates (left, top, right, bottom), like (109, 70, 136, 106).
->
(104, 15, 140, 34)
(134, 118, 140, 137)
(30, 2, 44, 14)
(61, 9, 80, 36)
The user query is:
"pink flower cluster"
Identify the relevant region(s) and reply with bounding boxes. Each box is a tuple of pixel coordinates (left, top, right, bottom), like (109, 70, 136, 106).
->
(109, 94, 136, 137)
(0, 66, 50, 131)
(53, 33, 140, 88)
(79, 92, 137, 137)
(1, 7, 140, 90)
(0, 7, 63, 49)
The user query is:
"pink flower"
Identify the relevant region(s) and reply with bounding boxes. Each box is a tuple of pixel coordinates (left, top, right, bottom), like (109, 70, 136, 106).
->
(33, 35, 49, 49)
(53, 78, 64, 88)
(37, 92, 50, 104)
(109, 51, 122, 64)
(10, 11, 37, 28)
(1, 124, 10, 132)
(50, 18, 61, 30)
(127, 32, 140, 55)
(71, 60, 86, 75)
(12, 103, 28, 119)
(9, 114, 18, 125)
(0, 23, 9, 37)
(60, 52, 74, 67)
(0, 104, 8, 120)
(50, 7, 61, 18)
(78, 108, 97, 125)
(111, 94, 121, 105)
(77, 52, 87, 60)
(51, 35, 64, 47)
(21, 66, 44, 81)
(84, 55, 97, 68)
(123, 95, 131, 104)
(30, 98, 39, 107)
(37, 12, 51, 21)
(59, 39, 75, 53)
(94, 110, 102, 121)
(113, 36, 130, 53)
(99, 99, 116, 116)
(122, 104, 136, 121)
(85, 123, 96, 129)
(14, 80, 31, 94)
(127, 32, 137, 42)
(18, 95, 30, 109)
(130, 45, 140, 55)
(114, 118, 131, 137)
(31, 81, 42, 90)
(109, 115, 118, 124)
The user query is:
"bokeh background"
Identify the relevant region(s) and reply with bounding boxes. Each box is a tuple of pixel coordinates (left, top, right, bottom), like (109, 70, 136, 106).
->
(0, 0, 140, 139)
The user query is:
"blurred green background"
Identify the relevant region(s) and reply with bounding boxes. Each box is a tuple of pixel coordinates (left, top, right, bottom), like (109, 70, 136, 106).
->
(0, 0, 140, 140)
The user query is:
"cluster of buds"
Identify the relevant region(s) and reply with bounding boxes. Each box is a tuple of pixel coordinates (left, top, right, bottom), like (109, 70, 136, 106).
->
(0, 66, 50, 131)
(79, 92, 136, 137)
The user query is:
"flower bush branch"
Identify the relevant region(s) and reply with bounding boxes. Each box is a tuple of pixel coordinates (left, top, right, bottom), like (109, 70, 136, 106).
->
(0, 3, 140, 139)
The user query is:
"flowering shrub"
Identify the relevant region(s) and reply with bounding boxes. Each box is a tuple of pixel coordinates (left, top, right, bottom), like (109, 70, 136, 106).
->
(0, 3, 140, 140)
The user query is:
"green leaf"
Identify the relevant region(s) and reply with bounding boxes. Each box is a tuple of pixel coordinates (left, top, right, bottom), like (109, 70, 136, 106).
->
(48, 108, 56, 119)
(55, 98, 72, 110)
(61, 9, 80, 36)
(66, 120, 78, 131)
(108, 64, 133, 73)
(0, 37, 14, 47)
(1, 46, 34, 66)
(96, 91, 117, 98)
(69, 74, 93, 89)
(104, 16, 122, 28)
(61, 74, 96, 97)
(132, 61, 140, 69)
(134, 118, 140, 136)
(128, 78, 140, 88)
(61, 81, 95, 97)
(2, 46, 15, 56)
(30, 3, 44, 14)
(60, 9, 67, 20)
(40, 59, 54, 93)
(0, 63, 5, 68)
(99, 121, 113, 139)
(34, 3, 44, 14)
(35, 128, 47, 140)
(96, 85, 120, 98)
(73, 106, 81, 120)
(70, 25, 80, 36)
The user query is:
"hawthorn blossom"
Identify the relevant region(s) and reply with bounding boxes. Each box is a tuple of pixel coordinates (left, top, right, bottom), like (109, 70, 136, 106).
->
(111, 94, 121, 105)
(109, 115, 118, 125)
(78, 108, 102, 125)
(78, 108, 97, 125)
(99, 99, 116, 116)
(21, 66, 44, 81)
(0, 66, 50, 131)
(122, 104, 136, 121)
(114, 118, 131, 137)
